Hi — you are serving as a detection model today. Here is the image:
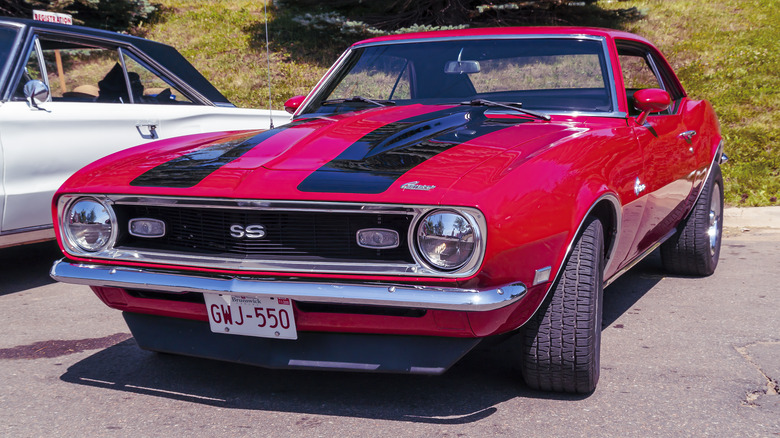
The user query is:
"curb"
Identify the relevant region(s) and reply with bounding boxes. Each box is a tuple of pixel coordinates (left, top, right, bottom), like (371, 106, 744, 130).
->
(723, 206, 780, 229)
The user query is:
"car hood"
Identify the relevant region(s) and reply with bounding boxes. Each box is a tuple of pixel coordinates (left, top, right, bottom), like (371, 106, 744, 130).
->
(64, 104, 589, 204)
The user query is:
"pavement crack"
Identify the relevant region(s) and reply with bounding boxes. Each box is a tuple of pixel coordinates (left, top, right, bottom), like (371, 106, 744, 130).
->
(735, 341, 780, 406)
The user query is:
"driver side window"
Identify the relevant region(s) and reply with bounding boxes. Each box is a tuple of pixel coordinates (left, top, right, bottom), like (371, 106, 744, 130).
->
(618, 43, 674, 116)
(13, 36, 194, 105)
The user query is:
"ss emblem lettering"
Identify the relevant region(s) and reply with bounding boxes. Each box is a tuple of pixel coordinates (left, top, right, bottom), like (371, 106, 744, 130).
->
(230, 224, 266, 239)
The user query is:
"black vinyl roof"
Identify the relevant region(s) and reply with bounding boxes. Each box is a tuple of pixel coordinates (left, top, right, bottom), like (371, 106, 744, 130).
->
(0, 17, 232, 105)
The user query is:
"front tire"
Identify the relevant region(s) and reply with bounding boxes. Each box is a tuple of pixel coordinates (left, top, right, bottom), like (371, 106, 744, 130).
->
(521, 217, 604, 393)
(661, 164, 724, 276)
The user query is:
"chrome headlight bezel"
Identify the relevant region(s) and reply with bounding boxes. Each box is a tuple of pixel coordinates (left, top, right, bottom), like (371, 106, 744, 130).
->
(412, 208, 484, 273)
(59, 195, 117, 255)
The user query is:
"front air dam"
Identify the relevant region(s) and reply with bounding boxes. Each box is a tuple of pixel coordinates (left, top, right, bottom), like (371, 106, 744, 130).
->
(124, 312, 482, 374)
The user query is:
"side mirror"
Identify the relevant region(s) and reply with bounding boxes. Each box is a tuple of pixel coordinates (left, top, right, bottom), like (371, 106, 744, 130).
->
(633, 88, 671, 125)
(284, 95, 306, 114)
(24, 80, 51, 108)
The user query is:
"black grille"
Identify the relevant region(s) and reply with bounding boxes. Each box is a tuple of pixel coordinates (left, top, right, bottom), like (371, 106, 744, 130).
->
(114, 205, 414, 263)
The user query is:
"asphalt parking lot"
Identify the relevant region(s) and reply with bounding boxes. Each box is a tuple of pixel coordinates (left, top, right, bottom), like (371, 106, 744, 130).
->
(1, 228, 778, 437)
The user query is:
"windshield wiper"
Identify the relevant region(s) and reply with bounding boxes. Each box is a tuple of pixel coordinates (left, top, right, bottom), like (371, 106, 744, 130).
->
(460, 98, 551, 121)
(322, 96, 396, 107)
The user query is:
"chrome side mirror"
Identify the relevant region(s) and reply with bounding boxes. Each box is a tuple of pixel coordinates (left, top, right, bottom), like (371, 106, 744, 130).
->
(23, 80, 50, 108)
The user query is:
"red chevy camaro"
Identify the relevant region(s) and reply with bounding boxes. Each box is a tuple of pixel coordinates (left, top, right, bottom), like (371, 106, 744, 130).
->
(51, 27, 725, 393)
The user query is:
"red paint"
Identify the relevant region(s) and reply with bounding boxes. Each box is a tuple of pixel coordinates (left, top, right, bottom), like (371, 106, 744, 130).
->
(59, 27, 721, 340)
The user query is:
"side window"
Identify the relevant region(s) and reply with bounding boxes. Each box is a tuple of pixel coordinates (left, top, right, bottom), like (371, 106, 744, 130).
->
(619, 55, 662, 91)
(13, 36, 195, 105)
(13, 37, 125, 102)
(329, 55, 412, 101)
(122, 52, 194, 104)
(618, 44, 672, 116)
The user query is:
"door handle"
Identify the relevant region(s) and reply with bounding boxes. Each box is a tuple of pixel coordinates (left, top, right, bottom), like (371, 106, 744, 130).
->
(678, 130, 696, 144)
(136, 123, 158, 139)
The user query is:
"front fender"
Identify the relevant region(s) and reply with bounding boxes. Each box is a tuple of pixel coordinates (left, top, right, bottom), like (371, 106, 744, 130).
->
(440, 121, 638, 334)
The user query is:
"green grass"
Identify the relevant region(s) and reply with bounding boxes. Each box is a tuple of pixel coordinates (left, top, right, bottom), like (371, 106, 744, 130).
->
(142, 0, 778, 206)
(142, 0, 330, 111)
(602, 0, 779, 206)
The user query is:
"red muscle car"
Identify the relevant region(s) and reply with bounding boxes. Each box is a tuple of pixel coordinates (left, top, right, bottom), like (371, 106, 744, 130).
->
(51, 27, 725, 393)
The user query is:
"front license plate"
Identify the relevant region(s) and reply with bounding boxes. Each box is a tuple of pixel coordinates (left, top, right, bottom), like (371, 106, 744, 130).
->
(203, 294, 297, 340)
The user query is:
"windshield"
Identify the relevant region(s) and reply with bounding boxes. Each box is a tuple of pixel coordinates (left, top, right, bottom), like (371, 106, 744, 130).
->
(0, 25, 21, 87)
(302, 38, 613, 115)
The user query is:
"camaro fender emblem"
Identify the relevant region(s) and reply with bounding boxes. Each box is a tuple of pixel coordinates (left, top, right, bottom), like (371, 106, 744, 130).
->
(230, 224, 266, 239)
(400, 181, 436, 191)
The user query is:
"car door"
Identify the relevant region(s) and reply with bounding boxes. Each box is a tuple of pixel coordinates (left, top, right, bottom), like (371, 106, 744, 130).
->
(0, 32, 275, 234)
(617, 41, 697, 254)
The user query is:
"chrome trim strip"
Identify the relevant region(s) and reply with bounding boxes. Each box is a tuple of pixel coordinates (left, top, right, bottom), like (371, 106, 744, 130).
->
(0, 226, 55, 249)
(684, 140, 724, 222)
(32, 37, 49, 94)
(598, 36, 621, 117)
(580, 193, 622, 276)
(353, 34, 607, 47)
(50, 259, 527, 312)
(603, 228, 676, 287)
(117, 46, 134, 104)
(56, 195, 488, 278)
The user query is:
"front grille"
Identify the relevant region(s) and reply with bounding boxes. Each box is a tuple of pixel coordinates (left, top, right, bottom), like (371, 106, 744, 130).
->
(114, 205, 414, 263)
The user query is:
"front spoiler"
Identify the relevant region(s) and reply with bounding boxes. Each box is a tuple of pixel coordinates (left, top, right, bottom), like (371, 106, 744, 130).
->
(124, 312, 482, 374)
(51, 259, 527, 312)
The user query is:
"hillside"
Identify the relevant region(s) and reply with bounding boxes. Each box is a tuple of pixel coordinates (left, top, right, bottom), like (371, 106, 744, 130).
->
(143, 0, 778, 206)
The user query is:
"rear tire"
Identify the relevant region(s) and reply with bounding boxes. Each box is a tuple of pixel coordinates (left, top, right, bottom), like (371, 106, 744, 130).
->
(661, 164, 723, 276)
(521, 217, 604, 393)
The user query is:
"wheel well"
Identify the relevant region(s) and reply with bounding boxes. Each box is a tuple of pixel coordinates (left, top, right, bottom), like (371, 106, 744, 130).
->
(588, 200, 618, 264)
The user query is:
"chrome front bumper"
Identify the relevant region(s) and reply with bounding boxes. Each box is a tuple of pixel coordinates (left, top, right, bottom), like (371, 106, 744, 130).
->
(51, 259, 527, 312)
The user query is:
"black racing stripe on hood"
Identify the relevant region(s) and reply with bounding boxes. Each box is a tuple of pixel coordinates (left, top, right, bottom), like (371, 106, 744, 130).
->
(298, 107, 522, 194)
(131, 119, 309, 188)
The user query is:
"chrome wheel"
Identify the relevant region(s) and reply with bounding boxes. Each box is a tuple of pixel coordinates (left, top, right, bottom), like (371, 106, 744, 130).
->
(708, 182, 722, 257)
(660, 163, 723, 276)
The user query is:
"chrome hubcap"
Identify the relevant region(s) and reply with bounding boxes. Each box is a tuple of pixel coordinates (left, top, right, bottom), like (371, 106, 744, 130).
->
(707, 183, 722, 257)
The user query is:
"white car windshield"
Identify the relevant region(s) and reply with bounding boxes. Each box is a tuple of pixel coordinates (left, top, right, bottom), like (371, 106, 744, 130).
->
(0, 25, 20, 83)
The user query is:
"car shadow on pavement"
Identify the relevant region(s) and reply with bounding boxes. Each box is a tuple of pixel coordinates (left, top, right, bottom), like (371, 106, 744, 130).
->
(58, 251, 666, 423)
(0, 241, 61, 296)
(602, 249, 665, 329)
(60, 336, 587, 424)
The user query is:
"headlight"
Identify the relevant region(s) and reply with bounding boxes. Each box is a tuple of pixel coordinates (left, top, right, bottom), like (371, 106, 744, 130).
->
(64, 197, 114, 252)
(416, 209, 477, 271)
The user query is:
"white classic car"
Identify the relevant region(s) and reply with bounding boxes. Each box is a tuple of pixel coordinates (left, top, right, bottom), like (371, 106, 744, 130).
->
(0, 17, 288, 248)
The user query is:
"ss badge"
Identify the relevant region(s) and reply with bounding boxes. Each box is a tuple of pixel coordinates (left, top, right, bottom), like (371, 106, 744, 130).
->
(230, 224, 266, 239)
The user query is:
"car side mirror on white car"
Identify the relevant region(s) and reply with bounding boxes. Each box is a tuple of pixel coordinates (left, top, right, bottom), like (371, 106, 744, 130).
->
(23, 80, 51, 109)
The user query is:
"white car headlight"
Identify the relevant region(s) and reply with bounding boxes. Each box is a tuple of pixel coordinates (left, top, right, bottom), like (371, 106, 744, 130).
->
(416, 209, 477, 271)
(64, 197, 114, 252)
